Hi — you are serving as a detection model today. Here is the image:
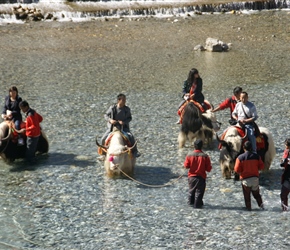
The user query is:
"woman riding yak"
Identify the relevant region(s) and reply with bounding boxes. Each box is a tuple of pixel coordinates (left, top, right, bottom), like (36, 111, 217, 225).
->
(1, 86, 24, 145)
(177, 68, 208, 124)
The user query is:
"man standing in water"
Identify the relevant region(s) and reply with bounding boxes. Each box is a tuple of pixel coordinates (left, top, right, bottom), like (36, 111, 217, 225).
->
(234, 141, 264, 211)
(184, 139, 212, 208)
(19, 100, 43, 163)
(98, 93, 140, 160)
(212, 86, 242, 125)
(232, 91, 258, 152)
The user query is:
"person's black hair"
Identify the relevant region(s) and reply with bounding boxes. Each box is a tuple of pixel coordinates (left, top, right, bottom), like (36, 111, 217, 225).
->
(117, 93, 126, 100)
(233, 86, 242, 95)
(241, 91, 248, 97)
(19, 100, 29, 108)
(187, 68, 199, 83)
(194, 139, 203, 150)
(9, 86, 18, 94)
(285, 138, 290, 147)
(244, 141, 252, 151)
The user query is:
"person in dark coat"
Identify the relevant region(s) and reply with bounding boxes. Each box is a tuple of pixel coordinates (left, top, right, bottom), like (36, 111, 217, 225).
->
(181, 68, 205, 106)
(177, 68, 206, 124)
(280, 138, 290, 211)
(1, 86, 23, 145)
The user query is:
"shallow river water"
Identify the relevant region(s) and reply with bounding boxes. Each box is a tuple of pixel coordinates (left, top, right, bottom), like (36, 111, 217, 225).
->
(0, 9, 290, 250)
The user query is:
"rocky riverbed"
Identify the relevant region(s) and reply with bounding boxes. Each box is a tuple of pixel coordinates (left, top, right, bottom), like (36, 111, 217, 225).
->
(0, 10, 290, 249)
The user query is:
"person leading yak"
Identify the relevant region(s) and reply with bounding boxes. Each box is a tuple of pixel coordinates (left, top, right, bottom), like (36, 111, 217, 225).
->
(177, 68, 207, 124)
(99, 93, 140, 160)
(212, 86, 242, 125)
(19, 100, 43, 163)
(232, 91, 258, 153)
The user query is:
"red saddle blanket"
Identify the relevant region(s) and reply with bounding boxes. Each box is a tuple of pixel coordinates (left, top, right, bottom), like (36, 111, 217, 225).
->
(218, 126, 266, 151)
(177, 100, 211, 124)
(98, 131, 132, 155)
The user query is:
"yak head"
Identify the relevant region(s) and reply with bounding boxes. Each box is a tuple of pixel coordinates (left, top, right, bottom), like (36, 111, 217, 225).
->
(202, 110, 221, 132)
(216, 127, 244, 178)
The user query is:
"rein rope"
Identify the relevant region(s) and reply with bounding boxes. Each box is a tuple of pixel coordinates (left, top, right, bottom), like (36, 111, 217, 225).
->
(116, 166, 187, 188)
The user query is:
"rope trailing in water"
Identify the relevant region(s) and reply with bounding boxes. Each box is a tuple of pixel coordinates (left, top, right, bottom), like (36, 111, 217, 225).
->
(117, 167, 187, 188)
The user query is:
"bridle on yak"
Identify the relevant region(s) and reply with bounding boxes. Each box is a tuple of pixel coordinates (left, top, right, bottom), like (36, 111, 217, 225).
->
(95, 130, 137, 157)
(96, 130, 186, 188)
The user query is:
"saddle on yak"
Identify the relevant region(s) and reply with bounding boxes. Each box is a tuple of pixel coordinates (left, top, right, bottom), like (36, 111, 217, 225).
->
(97, 131, 132, 155)
(218, 125, 268, 161)
(177, 100, 211, 124)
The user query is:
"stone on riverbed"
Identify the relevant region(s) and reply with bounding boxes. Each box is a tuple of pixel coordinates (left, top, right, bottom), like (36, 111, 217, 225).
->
(195, 37, 230, 52)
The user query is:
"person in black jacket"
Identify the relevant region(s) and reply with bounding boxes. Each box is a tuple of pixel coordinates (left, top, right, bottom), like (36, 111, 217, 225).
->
(1, 86, 24, 145)
(280, 138, 290, 211)
(176, 68, 206, 124)
(182, 68, 205, 106)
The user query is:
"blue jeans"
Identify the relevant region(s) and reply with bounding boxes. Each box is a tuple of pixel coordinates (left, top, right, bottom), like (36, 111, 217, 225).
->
(14, 119, 21, 130)
(245, 124, 256, 152)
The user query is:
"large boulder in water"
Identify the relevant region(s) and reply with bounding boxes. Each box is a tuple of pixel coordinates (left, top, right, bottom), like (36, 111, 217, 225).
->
(204, 37, 229, 52)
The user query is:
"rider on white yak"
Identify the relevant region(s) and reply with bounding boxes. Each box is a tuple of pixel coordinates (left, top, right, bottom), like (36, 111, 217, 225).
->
(216, 91, 275, 179)
(98, 93, 140, 160)
(231, 91, 259, 153)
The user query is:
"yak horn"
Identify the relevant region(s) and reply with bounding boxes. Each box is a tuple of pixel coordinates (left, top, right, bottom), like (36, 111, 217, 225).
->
(216, 133, 228, 147)
(121, 140, 138, 153)
(216, 133, 222, 143)
(1, 126, 11, 142)
(95, 136, 108, 150)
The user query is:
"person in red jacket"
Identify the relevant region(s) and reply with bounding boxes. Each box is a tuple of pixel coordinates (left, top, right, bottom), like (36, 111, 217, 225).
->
(280, 138, 290, 211)
(184, 139, 212, 208)
(234, 141, 264, 211)
(212, 86, 242, 125)
(19, 100, 43, 163)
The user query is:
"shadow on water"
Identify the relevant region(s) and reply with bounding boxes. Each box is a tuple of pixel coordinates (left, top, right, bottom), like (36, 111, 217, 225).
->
(132, 165, 186, 189)
(259, 168, 283, 191)
(9, 152, 95, 172)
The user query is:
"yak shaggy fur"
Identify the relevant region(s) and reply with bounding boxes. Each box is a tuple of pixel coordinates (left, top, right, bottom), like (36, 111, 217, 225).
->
(0, 121, 49, 162)
(218, 126, 275, 179)
(178, 102, 220, 148)
(104, 130, 136, 178)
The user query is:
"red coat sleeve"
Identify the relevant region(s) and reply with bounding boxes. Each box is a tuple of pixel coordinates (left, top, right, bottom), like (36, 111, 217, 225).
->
(234, 158, 242, 174)
(219, 98, 231, 110)
(205, 157, 212, 173)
